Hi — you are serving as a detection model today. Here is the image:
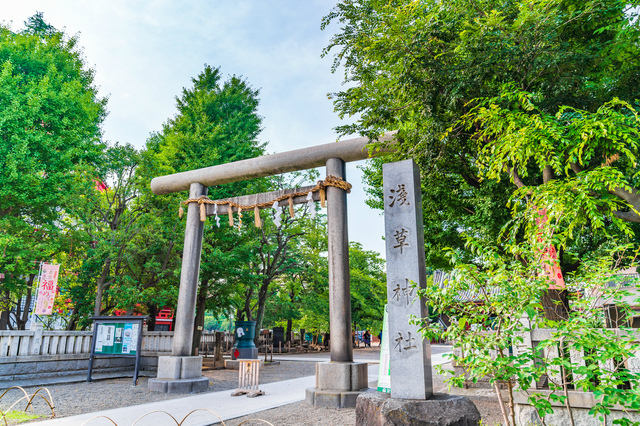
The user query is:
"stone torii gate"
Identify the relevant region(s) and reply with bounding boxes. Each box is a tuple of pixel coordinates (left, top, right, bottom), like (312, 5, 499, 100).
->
(147, 133, 395, 402)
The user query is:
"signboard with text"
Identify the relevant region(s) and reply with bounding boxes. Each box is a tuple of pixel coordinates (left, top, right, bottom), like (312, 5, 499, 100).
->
(87, 316, 147, 385)
(94, 321, 140, 355)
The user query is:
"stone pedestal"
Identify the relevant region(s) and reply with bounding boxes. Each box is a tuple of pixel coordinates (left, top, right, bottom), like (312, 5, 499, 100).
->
(356, 390, 481, 426)
(232, 347, 258, 360)
(305, 361, 368, 408)
(148, 355, 209, 393)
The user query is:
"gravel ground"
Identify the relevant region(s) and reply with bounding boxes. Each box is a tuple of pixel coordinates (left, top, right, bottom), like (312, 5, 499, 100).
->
(0, 361, 315, 422)
(224, 401, 354, 426)
(0, 359, 504, 425)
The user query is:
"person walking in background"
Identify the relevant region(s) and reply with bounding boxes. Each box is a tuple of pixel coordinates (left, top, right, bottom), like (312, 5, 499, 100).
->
(378, 330, 382, 347)
(363, 330, 371, 348)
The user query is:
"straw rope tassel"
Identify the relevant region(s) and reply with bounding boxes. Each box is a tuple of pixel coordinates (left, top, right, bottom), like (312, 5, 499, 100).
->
(178, 176, 352, 222)
(237, 207, 242, 228)
(254, 206, 262, 228)
(199, 202, 207, 222)
(288, 197, 295, 218)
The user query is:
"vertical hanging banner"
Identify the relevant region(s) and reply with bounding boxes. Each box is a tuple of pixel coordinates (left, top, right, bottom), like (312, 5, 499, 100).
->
(377, 304, 391, 393)
(35, 263, 60, 315)
(536, 208, 565, 289)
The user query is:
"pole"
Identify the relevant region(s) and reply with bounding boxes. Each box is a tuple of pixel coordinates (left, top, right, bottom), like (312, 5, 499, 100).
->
(30, 261, 44, 329)
(172, 182, 208, 356)
(326, 158, 353, 363)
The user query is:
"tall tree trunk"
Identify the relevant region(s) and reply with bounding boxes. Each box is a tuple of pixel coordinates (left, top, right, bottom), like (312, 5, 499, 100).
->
(0, 311, 9, 330)
(286, 288, 295, 343)
(286, 318, 292, 343)
(0, 290, 9, 330)
(147, 304, 158, 331)
(241, 287, 253, 321)
(541, 289, 569, 321)
(94, 258, 111, 316)
(253, 278, 271, 346)
(66, 312, 77, 331)
(17, 279, 34, 330)
(192, 280, 209, 356)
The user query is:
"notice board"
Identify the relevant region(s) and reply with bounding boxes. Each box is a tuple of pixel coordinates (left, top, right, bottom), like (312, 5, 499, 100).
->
(87, 316, 147, 385)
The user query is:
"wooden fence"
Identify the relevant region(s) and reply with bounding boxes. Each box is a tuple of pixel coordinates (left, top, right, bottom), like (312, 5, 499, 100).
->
(517, 328, 640, 391)
(0, 329, 176, 358)
(0, 329, 241, 359)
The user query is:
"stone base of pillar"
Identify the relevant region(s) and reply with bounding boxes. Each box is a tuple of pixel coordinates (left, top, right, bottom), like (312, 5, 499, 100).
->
(305, 361, 368, 408)
(355, 389, 481, 426)
(148, 355, 209, 393)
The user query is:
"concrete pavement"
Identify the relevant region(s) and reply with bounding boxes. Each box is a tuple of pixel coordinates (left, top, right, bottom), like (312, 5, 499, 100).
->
(33, 369, 379, 426)
(34, 375, 318, 426)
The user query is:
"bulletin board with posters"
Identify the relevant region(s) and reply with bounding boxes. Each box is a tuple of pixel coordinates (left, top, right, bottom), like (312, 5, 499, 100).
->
(87, 316, 147, 385)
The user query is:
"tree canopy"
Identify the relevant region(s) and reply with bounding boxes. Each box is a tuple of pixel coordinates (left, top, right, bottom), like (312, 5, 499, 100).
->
(0, 13, 106, 328)
(323, 0, 640, 268)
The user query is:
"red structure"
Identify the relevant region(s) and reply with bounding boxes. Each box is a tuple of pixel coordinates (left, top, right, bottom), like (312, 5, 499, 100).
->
(155, 308, 174, 331)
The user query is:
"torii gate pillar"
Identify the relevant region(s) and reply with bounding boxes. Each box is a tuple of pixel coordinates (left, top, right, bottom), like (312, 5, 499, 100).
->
(326, 158, 353, 363)
(304, 158, 369, 408)
(149, 182, 210, 393)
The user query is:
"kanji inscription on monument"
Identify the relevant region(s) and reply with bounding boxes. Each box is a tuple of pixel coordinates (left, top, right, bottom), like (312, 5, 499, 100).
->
(383, 159, 432, 399)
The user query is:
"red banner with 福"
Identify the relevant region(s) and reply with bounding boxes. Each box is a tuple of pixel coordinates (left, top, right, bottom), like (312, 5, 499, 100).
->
(536, 209, 565, 290)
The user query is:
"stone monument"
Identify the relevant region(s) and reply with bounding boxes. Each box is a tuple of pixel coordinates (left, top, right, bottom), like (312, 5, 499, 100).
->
(383, 159, 432, 399)
(355, 159, 481, 425)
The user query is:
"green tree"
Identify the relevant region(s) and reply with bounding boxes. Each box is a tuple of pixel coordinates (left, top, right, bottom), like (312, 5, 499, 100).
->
(324, 2, 640, 422)
(0, 13, 106, 329)
(349, 242, 386, 333)
(142, 65, 267, 352)
(234, 172, 318, 345)
(323, 0, 640, 268)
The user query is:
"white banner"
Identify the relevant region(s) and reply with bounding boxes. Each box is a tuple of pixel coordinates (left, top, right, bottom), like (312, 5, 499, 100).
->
(35, 263, 60, 315)
(377, 304, 391, 392)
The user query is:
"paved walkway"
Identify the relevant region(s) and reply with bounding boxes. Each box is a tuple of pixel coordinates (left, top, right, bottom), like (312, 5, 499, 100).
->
(34, 370, 379, 426)
(34, 375, 318, 426)
(33, 348, 452, 425)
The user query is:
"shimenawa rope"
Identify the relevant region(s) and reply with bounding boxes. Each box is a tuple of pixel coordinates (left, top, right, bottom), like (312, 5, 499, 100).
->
(178, 176, 352, 227)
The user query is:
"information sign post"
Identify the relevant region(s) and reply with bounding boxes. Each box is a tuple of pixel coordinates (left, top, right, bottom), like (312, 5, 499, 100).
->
(87, 316, 147, 385)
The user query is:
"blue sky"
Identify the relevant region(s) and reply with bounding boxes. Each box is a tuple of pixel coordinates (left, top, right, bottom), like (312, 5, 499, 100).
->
(2, 1, 387, 257)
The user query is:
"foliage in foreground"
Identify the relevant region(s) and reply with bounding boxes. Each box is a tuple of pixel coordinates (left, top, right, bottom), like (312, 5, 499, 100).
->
(421, 236, 640, 425)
